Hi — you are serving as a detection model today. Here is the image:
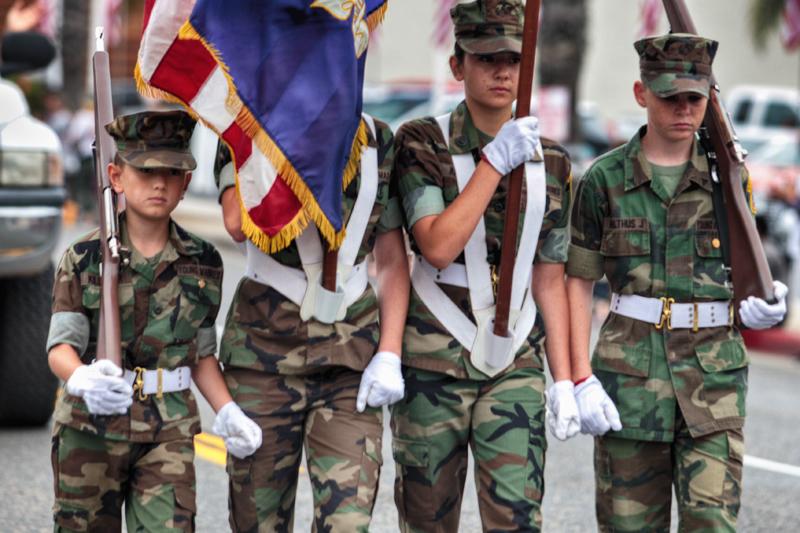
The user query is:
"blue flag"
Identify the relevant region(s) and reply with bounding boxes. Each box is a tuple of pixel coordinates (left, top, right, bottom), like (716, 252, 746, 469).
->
(184, 0, 388, 249)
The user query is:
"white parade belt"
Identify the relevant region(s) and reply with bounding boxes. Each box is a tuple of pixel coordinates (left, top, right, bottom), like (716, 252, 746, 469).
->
(610, 293, 733, 330)
(123, 366, 191, 400)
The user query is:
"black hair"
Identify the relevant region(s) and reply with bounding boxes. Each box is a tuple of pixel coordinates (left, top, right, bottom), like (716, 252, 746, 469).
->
(454, 43, 465, 64)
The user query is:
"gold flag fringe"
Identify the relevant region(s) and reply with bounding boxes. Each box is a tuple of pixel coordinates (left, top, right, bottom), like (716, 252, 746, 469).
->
(135, 20, 371, 252)
(366, 2, 389, 32)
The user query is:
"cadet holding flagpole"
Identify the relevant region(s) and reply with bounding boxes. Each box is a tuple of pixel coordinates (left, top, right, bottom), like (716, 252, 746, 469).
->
(390, 1, 579, 530)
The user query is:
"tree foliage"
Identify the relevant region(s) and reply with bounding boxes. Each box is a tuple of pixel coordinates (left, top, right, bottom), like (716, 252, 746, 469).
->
(750, 0, 787, 49)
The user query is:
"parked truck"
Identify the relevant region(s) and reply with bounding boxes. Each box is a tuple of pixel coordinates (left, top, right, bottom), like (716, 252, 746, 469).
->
(0, 32, 64, 425)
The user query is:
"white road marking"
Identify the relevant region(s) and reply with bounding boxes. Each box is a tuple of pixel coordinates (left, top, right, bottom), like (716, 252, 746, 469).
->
(744, 454, 800, 478)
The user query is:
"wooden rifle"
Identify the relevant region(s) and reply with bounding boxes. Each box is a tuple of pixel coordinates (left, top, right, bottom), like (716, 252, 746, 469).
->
(661, 0, 775, 305)
(92, 27, 123, 366)
(494, 0, 541, 336)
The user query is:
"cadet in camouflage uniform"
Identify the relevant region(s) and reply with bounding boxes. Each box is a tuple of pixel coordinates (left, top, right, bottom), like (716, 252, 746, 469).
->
(567, 35, 788, 532)
(47, 111, 261, 532)
(391, 1, 579, 531)
(216, 113, 409, 531)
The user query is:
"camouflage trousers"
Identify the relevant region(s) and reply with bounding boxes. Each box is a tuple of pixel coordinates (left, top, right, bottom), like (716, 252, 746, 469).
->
(594, 416, 744, 532)
(223, 367, 383, 533)
(50, 423, 195, 532)
(391, 366, 547, 533)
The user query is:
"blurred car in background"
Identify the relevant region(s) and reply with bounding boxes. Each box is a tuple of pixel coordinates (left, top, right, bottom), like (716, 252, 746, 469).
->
(0, 36, 63, 425)
(363, 82, 621, 179)
(727, 85, 800, 154)
(746, 133, 800, 313)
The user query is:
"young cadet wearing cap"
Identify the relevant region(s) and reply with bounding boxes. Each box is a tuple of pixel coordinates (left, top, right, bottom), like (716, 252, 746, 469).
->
(216, 111, 409, 529)
(567, 34, 788, 531)
(391, 1, 579, 530)
(46, 110, 261, 532)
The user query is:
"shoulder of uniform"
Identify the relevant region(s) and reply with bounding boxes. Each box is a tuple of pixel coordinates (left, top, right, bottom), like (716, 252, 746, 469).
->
(581, 143, 627, 184)
(395, 116, 440, 143)
(540, 136, 567, 155)
(172, 221, 222, 266)
(69, 228, 102, 257)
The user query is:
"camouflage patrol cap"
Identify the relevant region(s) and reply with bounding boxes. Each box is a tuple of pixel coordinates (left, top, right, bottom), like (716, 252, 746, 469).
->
(451, 0, 524, 55)
(635, 33, 718, 98)
(105, 110, 197, 171)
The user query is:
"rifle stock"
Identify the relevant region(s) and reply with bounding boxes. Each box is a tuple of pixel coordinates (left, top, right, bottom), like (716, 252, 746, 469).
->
(661, 0, 774, 305)
(92, 27, 123, 366)
(493, 0, 541, 336)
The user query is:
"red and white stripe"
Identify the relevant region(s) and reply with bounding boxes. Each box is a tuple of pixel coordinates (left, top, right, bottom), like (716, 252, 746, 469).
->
(782, 0, 800, 50)
(638, 0, 661, 37)
(137, 0, 300, 236)
(432, 0, 457, 48)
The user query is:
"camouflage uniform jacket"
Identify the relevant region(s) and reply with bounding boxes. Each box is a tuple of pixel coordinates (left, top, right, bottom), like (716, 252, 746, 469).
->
(48, 215, 223, 442)
(568, 127, 750, 442)
(219, 118, 403, 375)
(394, 101, 572, 380)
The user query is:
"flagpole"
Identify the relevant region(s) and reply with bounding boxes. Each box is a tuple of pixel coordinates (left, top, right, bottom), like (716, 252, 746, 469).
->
(493, 0, 541, 336)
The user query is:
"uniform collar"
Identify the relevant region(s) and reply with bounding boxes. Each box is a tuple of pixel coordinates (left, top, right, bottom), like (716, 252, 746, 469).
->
(447, 100, 495, 155)
(624, 126, 712, 196)
(120, 213, 202, 277)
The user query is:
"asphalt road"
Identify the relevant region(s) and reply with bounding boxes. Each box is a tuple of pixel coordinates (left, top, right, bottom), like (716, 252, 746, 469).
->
(1, 202, 798, 532)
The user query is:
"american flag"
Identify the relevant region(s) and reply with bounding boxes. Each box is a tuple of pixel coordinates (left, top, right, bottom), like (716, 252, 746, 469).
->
(432, 0, 458, 48)
(638, 0, 662, 37)
(782, 0, 800, 50)
(103, 0, 125, 47)
(136, 0, 388, 252)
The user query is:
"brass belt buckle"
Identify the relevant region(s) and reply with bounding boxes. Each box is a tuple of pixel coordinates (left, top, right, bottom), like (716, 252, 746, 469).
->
(655, 297, 675, 330)
(156, 368, 164, 400)
(132, 366, 148, 401)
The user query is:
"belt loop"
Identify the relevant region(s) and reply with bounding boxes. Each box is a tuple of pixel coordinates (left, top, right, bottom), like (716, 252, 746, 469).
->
(156, 368, 164, 400)
(692, 302, 699, 332)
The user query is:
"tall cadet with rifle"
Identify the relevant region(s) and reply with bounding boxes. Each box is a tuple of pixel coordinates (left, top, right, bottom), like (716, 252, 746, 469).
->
(567, 34, 788, 531)
(390, 1, 578, 530)
(46, 110, 261, 531)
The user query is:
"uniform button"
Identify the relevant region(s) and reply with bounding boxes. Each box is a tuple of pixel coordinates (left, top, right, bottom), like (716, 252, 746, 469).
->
(456, 136, 467, 147)
(154, 306, 163, 315)
(493, 200, 504, 211)
(712, 238, 721, 249)
(198, 279, 206, 289)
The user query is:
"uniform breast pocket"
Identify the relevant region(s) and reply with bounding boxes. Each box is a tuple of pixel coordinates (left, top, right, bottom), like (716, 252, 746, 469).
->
(693, 222, 731, 299)
(81, 281, 135, 339)
(173, 276, 219, 341)
(600, 218, 652, 293)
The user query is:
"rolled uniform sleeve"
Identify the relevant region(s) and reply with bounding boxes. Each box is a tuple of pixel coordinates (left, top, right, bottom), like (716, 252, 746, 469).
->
(394, 121, 447, 229)
(47, 248, 91, 354)
(567, 171, 607, 280)
(196, 249, 223, 358)
(535, 140, 572, 264)
(374, 125, 404, 233)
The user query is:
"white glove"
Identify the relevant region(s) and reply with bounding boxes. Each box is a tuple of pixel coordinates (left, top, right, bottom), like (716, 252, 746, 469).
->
(356, 351, 404, 412)
(212, 402, 262, 459)
(545, 380, 580, 441)
(481, 116, 540, 176)
(65, 360, 133, 416)
(739, 280, 788, 330)
(574, 375, 622, 436)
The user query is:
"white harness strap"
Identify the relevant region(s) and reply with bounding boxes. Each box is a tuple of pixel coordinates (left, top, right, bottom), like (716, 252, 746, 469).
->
(245, 115, 379, 323)
(409, 113, 546, 376)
